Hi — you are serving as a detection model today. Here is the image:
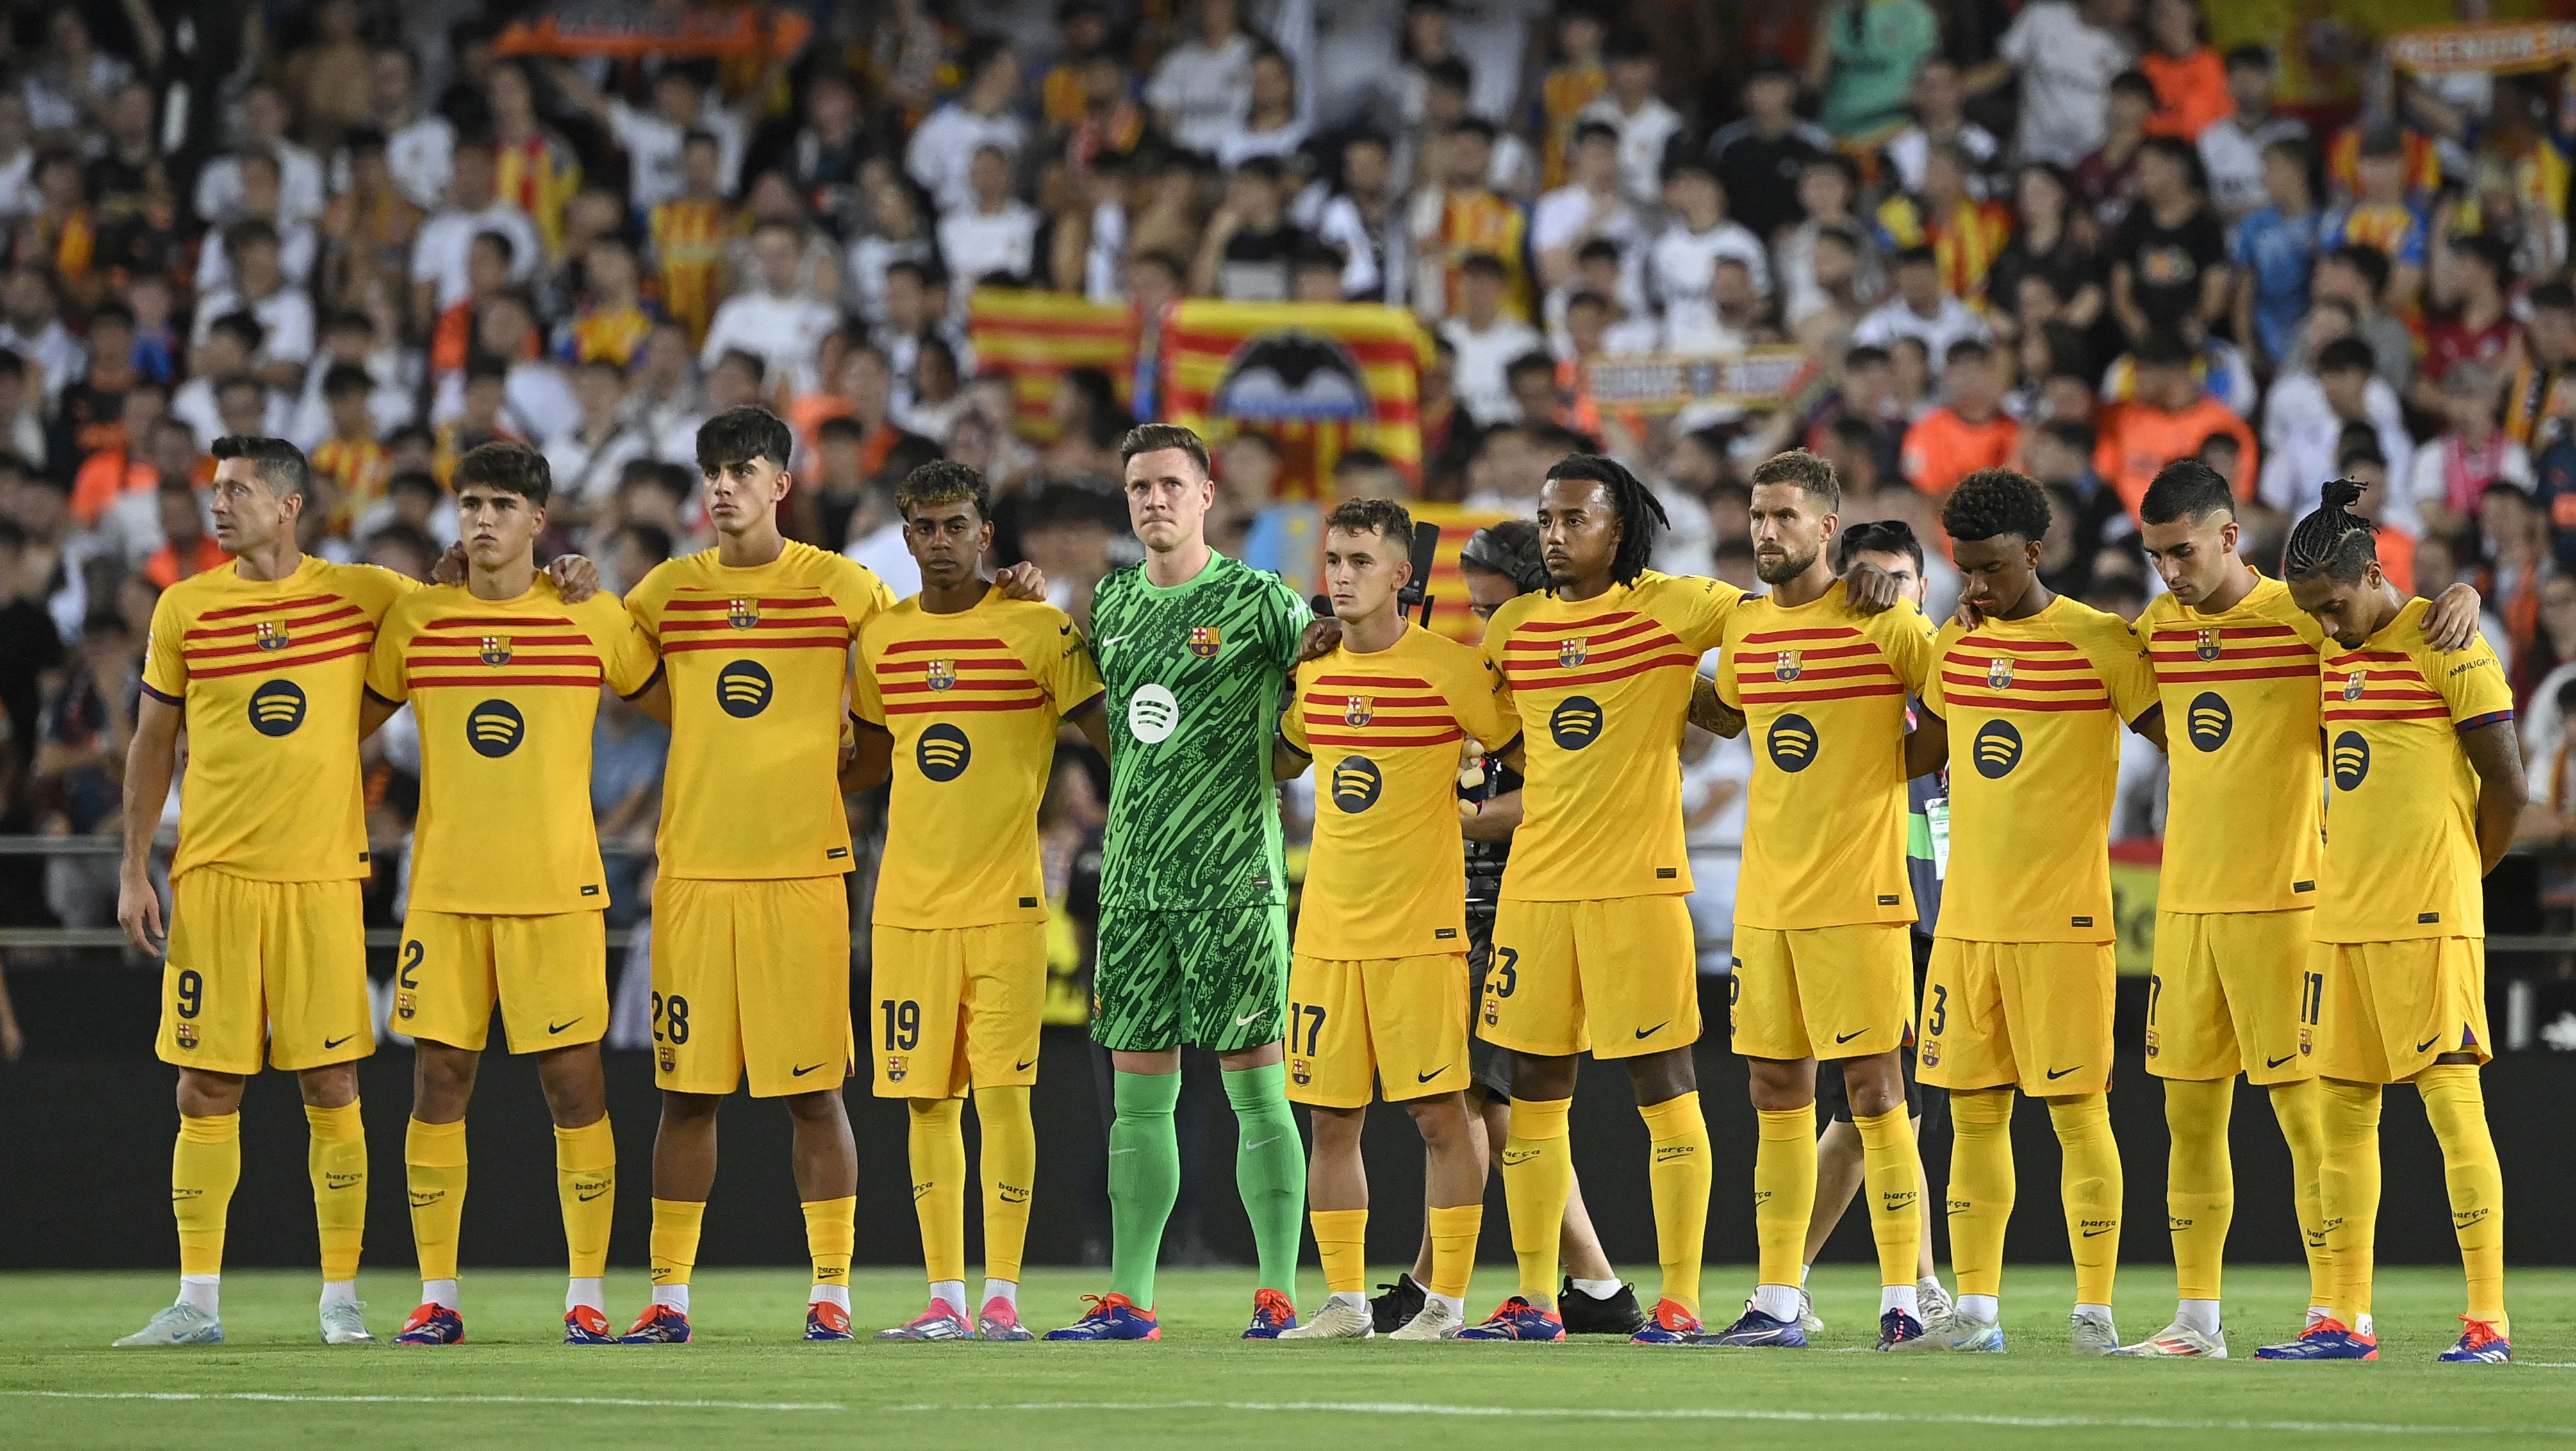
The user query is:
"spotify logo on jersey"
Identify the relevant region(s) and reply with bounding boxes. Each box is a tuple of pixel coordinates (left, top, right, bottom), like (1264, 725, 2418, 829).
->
(1128, 683, 1179, 743)
(1972, 719, 2023, 778)
(1548, 695, 1603, 749)
(917, 723, 971, 782)
(2186, 692, 2231, 752)
(467, 699, 525, 757)
(2331, 730, 2370, 790)
(716, 660, 773, 717)
(1330, 756, 1382, 812)
(248, 679, 307, 736)
(1766, 713, 1817, 772)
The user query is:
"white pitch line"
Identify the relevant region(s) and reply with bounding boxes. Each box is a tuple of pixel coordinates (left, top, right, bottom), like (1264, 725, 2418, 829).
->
(875, 1398, 2576, 1437)
(2, 1390, 843, 1413)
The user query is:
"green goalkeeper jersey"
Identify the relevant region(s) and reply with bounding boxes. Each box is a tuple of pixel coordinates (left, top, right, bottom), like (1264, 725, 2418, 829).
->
(1091, 550, 1309, 911)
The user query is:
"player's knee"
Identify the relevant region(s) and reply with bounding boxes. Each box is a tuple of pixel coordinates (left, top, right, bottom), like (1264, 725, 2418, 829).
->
(1402, 1093, 1469, 1145)
(533, 1047, 607, 1127)
(781, 1087, 850, 1124)
(411, 1042, 479, 1119)
(657, 1090, 722, 1128)
(1843, 1054, 1905, 1118)
(1508, 1051, 1577, 1101)
(174, 1068, 245, 1118)
(1746, 1056, 1817, 1111)
(1624, 1048, 1696, 1106)
(296, 1063, 359, 1110)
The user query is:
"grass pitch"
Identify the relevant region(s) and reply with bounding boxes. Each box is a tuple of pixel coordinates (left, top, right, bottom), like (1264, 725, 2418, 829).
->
(4, 1266, 2572, 1448)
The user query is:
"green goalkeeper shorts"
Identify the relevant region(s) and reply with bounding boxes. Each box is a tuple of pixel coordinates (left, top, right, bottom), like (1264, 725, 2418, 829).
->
(1091, 905, 1290, 1053)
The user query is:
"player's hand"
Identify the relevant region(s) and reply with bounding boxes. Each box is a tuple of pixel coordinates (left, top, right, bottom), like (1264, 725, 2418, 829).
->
(996, 561, 1048, 600)
(1845, 559, 1902, 615)
(431, 543, 467, 586)
(117, 865, 165, 958)
(1298, 615, 1344, 661)
(547, 554, 602, 603)
(1952, 596, 1986, 629)
(2423, 582, 2484, 652)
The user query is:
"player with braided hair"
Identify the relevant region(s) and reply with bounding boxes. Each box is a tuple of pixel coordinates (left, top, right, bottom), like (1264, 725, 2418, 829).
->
(2259, 479, 2525, 1363)
(1906, 467, 2165, 1356)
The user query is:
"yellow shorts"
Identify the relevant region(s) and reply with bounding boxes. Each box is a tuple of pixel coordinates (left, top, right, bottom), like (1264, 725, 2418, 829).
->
(1919, 938, 2115, 1097)
(1729, 922, 1913, 1062)
(1287, 952, 1473, 1108)
(1479, 896, 1697, 1059)
(393, 909, 608, 1054)
(652, 876, 854, 1097)
(158, 869, 369, 1075)
(2311, 937, 2490, 1085)
(2147, 909, 2318, 1084)
(869, 921, 1046, 1099)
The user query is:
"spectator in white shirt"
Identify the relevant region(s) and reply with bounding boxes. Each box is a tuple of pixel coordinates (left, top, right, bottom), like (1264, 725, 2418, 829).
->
(194, 85, 327, 226)
(906, 39, 1028, 218)
(1883, 57, 2002, 199)
(699, 221, 843, 397)
(432, 292, 579, 447)
(171, 313, 263, 449)
(2259, 333, 2416, 527)
(936, 146, 1042, 292)
(363, 46, 455, 210)
(288, 309, 418, 449)
(192, 223, 315, 392)
(848, 176, 939, 326)
(1148, 0, 1257, 155)
(22, 8, 129, 137)
(1972, 0, 2136, 169)
(1441, 253, 1546, 426)
(1214, 45, 1312, 170)
(2197, 44, 2309, 223)
(1578, 31, 1685, 208)
(193, 153, 319, 296)
(0, 264, 83, 406)
(409, 140, 542, 331)
(1853, 245, 1995, 360)
(545, 358, 655, 513)
(1532, 121, 1642, 295)
(1647, 155, 1771, 337)
(548, 60, 752, 214)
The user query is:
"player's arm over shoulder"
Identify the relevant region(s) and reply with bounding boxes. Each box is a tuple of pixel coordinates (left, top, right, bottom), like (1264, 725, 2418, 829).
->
(1018, 600, 1105, 715)
(2431, 630, 2514, 727)
(1865, 594, 1937, 690)
(329, 560, 424, 617)
(1642, 570, 1744, 652)
(826, 551, 897, 628)
(2068, 604, 2163, 730)
(577, 591, 665, 698)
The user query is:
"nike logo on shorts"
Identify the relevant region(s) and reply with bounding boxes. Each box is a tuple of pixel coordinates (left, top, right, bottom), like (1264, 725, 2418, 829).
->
(1016, 1057, 1038, 1072)
(322, 1034, 356, 1050)
(2045, 1065, 2083, 1080)
(791, 1062, 828, 1077)
(1235, 1012, 1262, 1027)
(1635, 1022, 1667, 1039)
(2266, 1053, 2296, 1068)
(1835, 1029, 1866, 1044)
(1416, 1066, 1446, 1082)
(549, 1018, 582, 1034)
(2416, 1036, 2442, 1054)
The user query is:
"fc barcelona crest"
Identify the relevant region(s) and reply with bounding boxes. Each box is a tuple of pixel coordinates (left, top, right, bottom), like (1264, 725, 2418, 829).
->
(1290, 1057, 1310, 1086)
(479, 634, 512, 666)
(1344, 694, 1373, 726)
(2195, 629, 2222, 661)
(886, 1055, 909, 1083)
(395, 990, 417, 1020)
(1559, 638, 1588, 668)
(2343, 670, 2367, 701)
(1987, 656, 2016, 689)
(1774, 649, 1803, 682)
(255, 620, 290, 652)
(727, 597, 759, 629)
(926, 659, 956, 692)
(1189, 625, 1222, 659)
(657, 1045, 675, 1072)
(174, 1022, 197, 1049)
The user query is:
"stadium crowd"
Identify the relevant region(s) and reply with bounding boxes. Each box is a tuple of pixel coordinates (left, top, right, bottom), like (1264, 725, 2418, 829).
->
(6, 0, 2576, 993)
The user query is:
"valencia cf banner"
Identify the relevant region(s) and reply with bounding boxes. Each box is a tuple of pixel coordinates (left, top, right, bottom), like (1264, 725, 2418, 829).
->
(494, 4, 814, 60)
(1160, 301, 1431, 482)
(967, 289, 1138, 442)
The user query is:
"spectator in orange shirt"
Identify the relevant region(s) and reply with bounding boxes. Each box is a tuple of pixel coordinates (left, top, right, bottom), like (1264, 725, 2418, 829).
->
(2093, 330, 2258, 517)
(2139, 0, 2228, 141)
(430, 231, 518, 378)
(140, 481, 227, 588)
(1901, 338, 2022, 493)
(69, 377, 166, 526)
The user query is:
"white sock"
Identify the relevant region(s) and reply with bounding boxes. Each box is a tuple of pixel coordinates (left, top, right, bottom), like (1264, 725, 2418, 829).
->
(2308, 1304, 2334, 1324)
(1329, 1290, 1367, 1311)
(1799, 1263, 1813, 1286)
(1568, 1277, 1621, 1300)
(928, 1279, 966, 1313)
(1753, 1284, 1801, 1321)
(1961, 1293, 2000, 1323)
(2176, 1298, 2221, 1336)
(651, 1284, 689, 1312)
(1425, 1291, 1466, 1318)
(811, 1284, 851, 1311)
(566, 1277, 604, 1314)
(178, 1275, 219, 1314)
(1880, 1283, 1919, 1317)
(980, 1278, 1018, 1311)
(320, 1280, 359, 1309)
(422, 1279, 459, 1309)
(2075, 1302, 2112, 1321)
(2352, 1311, 2375, 1336)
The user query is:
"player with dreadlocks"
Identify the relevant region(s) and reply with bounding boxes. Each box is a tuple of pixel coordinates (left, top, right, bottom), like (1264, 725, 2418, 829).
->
(2258, 480, 2523, 1364)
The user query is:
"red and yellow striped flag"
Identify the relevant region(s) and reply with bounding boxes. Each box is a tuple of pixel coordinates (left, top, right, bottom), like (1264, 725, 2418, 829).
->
(1160, 302, 1429, 481)
(968, 288, 1136, 442)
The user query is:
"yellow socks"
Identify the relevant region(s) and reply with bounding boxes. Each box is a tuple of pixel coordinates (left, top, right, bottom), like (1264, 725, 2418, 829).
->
(403, 1116, 468, 1286)
(172, 1113, 241, 1279)
(1311, 1207, 1369, 1295)
(306, 1102, 367, 1284)
(2163, 1077, 2233, 1303)
(907, 1097, 968, 1290)
(2416, 1065, 2507, 1332)
(2268, 1077, 2334, 1310)
(2317, 1079, 2382, 1325)
(975, 1086, 1036, 1286)
(554, 1116, 615, 1282)
(649, 1198, 704, 1305)
(1752, 1106, 1815, 1290)
(1946, 1089, 2015, 1299)
(804, 1195, 856, 1297)
(1639, 1095, 1710, 1314)
(1499, 1095, 1573, 1304)
(1853, 1106, 1922, 1295)
(2050, 1093, 2121, 1308)
(1426, 1203, 1482, 1301)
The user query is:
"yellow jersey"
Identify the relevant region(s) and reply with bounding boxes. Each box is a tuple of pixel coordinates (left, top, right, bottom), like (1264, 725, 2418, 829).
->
(1924, 599, 2159, 943)
(1482, 572, 1740, 900)
(2137, 572, 2329, 913)
(1284, 622, 1519, 959)
(853, 589, 1104, 929)
(141, 556, 416, 883)
(1717, 582, 1936, 930)
(365, 579, 662, 915)
(626, 540, 894, 881)
(2316, 597, 2514, 942)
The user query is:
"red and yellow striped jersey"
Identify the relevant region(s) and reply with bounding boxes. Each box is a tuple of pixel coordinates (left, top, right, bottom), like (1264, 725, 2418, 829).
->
(852, 590, 1103, 929)
(561, 301, 660, 367)
(311, 435, 393, 532)
(493, 131, 581, 257)
(1716, 583, 1937, 930)
(1483, 572, 1739, 900)
(2316, 597, 2514, 942)
(650, 199, 739, 344)
(367, 579, 659, 914)
(1924, 599, 2158, 943)
(2136, 571, 2330, 914)
(1284, 623, 1518, 959)
(626, 541, 894, 881)
(141, 556, 418, 882)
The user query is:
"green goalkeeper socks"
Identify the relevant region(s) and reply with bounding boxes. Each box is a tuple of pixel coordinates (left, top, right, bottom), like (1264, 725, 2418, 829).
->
(1107, 1070, 1183, 1307)
(1223, 1063, 1307, 1295)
